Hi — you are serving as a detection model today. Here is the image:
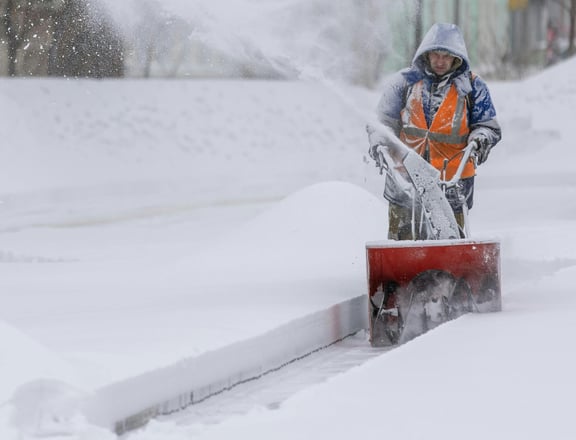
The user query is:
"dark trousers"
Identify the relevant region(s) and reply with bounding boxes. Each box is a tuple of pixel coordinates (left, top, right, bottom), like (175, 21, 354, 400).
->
(388, 203, 466, 240)
(386, 176, 473, 240)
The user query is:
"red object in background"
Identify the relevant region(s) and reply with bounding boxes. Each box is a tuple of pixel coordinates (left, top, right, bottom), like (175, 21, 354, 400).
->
(366, 240, 501, 346)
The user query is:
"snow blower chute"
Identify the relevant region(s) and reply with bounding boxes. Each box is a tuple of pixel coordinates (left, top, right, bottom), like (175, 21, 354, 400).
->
(366, 125, 501, 347)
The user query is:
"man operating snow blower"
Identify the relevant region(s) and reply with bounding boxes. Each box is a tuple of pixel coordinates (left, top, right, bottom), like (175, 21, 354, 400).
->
(368, 23, 501, 240)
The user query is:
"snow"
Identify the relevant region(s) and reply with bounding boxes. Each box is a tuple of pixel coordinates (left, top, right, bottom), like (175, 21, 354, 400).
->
(2, 39, 576, 440)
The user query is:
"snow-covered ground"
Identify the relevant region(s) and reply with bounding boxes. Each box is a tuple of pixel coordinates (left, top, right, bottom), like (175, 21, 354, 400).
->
(1, 53, 576, 439)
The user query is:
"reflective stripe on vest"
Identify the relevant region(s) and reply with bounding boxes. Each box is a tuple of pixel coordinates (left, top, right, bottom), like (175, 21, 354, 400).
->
(400, 80, 475, 180)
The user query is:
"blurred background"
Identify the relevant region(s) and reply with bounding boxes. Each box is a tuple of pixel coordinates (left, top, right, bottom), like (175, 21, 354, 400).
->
(0, 0, 574, 87)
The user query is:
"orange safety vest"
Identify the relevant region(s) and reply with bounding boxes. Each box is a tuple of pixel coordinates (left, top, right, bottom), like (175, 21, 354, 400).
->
(399, 80, 475, 180)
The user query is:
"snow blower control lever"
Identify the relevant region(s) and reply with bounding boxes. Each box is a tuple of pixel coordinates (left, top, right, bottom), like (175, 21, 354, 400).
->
(440, 142, 477, 189)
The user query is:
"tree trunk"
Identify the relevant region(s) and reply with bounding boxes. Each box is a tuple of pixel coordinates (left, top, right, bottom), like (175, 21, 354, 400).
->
(415, 0, 423, 54)
(3, 0, 18, 76)
(570, 0, 576, 55)
(454, 0, 460, 26)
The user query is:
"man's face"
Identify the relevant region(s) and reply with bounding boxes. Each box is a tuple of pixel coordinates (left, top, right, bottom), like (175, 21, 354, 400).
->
(428, 50, 456, 76)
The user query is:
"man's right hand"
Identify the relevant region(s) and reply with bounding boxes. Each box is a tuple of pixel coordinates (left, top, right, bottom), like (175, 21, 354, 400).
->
(368, 143, 380, 161)
(366, 124, 395, 174)
(366, 124, 393, 158)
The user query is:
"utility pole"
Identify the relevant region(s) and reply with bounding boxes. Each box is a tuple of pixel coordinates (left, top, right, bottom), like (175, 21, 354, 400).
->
(454, 0, 460, 26)
(415, 0, 423, 53)
(570, 0, 576, 55)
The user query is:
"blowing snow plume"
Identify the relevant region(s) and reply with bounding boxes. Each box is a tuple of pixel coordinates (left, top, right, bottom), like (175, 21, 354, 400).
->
(97, 0, 390, 84)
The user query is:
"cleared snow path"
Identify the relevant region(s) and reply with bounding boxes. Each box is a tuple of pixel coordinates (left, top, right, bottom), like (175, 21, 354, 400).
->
(136, 331, 389, 433)
(83, 293, 368, 434)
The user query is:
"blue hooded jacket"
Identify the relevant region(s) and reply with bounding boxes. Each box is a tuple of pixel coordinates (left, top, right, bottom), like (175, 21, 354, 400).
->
(376, 23, 501, 147)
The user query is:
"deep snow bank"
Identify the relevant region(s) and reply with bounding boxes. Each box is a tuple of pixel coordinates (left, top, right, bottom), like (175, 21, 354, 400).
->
(1, 180, 388, 437)
(184, 181, 389, 281)
(81, 181, 385, 433)
(0, 321, 80, 399)
(0, 79, 370, 195)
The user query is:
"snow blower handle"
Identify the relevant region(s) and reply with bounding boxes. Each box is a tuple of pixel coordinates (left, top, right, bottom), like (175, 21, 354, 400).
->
(373, 146, 389, 175)
(442, 142, 477, 188)
(366, 124, 390, 175)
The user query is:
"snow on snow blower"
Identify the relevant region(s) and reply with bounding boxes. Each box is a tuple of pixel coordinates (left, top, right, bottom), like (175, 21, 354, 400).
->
(365, 125, 501, 347)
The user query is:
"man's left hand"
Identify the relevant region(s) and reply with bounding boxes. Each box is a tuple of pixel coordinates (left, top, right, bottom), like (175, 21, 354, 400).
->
(471, 135, 491, 165)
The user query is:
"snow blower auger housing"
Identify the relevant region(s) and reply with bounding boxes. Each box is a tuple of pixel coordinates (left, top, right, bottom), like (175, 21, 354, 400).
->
(366, 240, 501, 347)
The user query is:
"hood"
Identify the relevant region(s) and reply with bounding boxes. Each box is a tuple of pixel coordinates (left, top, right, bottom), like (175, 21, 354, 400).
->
(412, 23, 470, 74)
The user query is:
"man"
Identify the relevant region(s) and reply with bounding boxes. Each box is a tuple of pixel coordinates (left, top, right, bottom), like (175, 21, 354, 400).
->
(368, 23, 501, 240)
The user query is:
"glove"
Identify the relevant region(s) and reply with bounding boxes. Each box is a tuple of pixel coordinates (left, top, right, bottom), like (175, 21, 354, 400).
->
(368, 143, 380, 162)
(471, 135, 491, 165)
(366, 124, 392, 162)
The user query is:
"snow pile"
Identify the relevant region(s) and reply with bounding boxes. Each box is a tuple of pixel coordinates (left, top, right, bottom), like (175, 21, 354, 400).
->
(0, 323, 99, 439)
(0, 322, 80, 399)
(192, 181, 388, 281)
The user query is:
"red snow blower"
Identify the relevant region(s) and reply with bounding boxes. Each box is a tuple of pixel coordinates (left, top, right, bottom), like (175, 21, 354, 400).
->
(365, 126, 501, 347)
